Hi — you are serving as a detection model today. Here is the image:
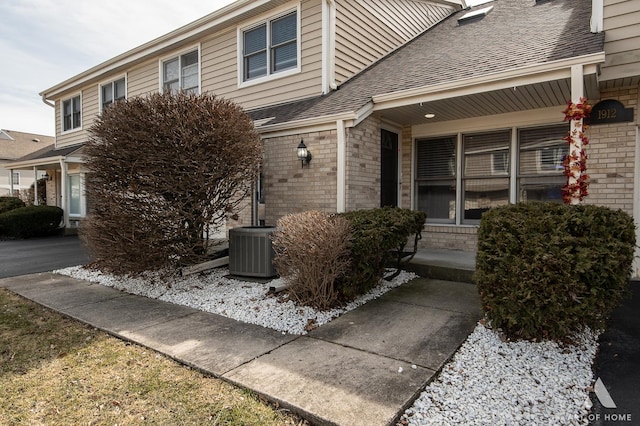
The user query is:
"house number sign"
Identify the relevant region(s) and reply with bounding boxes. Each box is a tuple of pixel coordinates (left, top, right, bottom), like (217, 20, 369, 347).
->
(587, 99, 634, 125)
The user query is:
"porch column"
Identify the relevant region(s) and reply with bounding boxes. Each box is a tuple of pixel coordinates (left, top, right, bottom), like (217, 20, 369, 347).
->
(569, 64, 585, 205)
(33, 166, 39, 206)
(336, 119, 346, 212)
(9, 168, 14, 196)
(60, 159, 69, 228)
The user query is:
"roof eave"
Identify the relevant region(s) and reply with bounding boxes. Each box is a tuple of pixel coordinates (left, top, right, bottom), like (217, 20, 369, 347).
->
(372, 52, 606, 110)
(40, 0, 274, 100)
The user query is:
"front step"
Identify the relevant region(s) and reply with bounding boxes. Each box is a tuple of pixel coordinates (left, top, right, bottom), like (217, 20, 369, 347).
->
(406, 249, 476, 284)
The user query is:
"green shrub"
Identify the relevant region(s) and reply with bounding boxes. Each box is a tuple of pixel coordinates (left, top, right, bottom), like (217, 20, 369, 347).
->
(272, 211, 352, 310)
(475, 202, 635, 341)
(0, 206, 64, 238)
(0, 197, 25, 214)
(338, 207, 426, 300)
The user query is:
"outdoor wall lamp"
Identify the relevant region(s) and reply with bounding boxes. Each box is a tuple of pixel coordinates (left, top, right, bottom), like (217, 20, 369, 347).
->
(297, 139, 312, 168)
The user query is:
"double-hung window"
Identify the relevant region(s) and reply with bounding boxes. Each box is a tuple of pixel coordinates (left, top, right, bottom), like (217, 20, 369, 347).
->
(62, 95, 81, 132)
(101, 77, 126, 111)
(242, 10, 298, 82)
(162, 49, 199, 94)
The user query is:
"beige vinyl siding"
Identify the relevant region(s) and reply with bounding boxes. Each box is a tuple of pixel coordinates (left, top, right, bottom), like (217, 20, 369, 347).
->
(201, 0, 323, 109)
(601, 0, 640, 82)
(55, 85, 98, 148)
(128, 60, 160, 97)
(334, 0, 453, 85)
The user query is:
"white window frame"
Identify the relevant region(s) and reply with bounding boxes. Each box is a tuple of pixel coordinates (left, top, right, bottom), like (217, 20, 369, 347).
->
(68, 173, 86, 218)
(61, 93, 82, 133)
(237, 5, 301, 88)
(99, 75, 127, 113)
(12, 172, 20, 186)
(159, 45, 201, 94)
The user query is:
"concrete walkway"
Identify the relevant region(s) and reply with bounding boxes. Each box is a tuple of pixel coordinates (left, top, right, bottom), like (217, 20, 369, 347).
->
(0, 270, 481, 426)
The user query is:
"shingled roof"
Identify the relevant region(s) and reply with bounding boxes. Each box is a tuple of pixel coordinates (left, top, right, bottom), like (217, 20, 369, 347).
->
(250, 0, 604, 126)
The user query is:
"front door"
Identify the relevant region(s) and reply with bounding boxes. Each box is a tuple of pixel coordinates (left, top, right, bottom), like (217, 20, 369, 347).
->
(380, 129, 399, 207)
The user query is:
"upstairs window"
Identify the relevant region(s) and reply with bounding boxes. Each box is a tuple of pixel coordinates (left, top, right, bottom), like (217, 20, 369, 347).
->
(101, 77, 126, 111)
(62, 95, 81, 132)
(162, 49, 199, 94)
(242, 10, 298, 82)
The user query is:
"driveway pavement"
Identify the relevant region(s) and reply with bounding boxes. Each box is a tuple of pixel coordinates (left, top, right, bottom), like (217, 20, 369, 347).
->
(0, 235, 90, 278)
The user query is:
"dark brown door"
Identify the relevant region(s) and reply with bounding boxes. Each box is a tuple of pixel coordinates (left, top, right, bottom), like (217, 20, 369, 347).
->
(380, 129, 399, 207)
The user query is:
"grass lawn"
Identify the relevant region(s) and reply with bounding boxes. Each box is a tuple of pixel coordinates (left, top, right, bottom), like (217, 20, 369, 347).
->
(0, 288, 306, 425)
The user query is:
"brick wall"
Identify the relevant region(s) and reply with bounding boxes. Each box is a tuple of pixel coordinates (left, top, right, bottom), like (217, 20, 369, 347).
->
(345, 116, 381, 210)
(262, 130, 338, 225)
(420, 225, 478, 252)
(584, 86, 638, 215)
(401, 126, 412, 209)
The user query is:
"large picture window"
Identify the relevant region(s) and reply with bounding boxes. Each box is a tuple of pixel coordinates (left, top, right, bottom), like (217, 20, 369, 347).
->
(242, 11, 298, 82)
(415, 124, 569, 224)
(162, 49, 199, 94)
(62, 95, 81, 132)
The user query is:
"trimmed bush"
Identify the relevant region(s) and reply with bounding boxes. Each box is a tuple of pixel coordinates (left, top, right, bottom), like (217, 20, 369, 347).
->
(0, 197, 25, 214)
(475, 202, 635, 341)
(338, 207, 426, 300)
(0, 206, 64, 238)
(272, 211, 352, 310)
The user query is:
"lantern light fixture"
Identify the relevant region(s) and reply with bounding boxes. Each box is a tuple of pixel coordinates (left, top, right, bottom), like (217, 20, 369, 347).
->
(297, 139, 312, 168)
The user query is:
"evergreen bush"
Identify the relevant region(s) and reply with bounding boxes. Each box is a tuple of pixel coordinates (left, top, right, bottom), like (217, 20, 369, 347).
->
(338, 207, 426, 300)
(0, 197, 25, 214)
(475, 202, 635, 341)
(0, 206, 63, 238)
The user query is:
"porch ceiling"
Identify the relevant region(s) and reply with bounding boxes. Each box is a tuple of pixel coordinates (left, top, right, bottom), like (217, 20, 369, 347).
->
(375, 74, 600, 127)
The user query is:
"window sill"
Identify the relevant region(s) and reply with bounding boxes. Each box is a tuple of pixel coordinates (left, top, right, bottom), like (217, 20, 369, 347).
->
(238, 66, 300, 89)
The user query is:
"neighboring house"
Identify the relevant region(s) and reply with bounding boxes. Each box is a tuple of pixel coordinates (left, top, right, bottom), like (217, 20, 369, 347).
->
(6, 0, 640, 270)
(0, 129, 54, 198)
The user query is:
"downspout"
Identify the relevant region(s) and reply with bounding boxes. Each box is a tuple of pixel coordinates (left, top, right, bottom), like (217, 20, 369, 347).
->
(322, 0, 337, 94)
(336, 119, 346, 212)
(41, 94, 55, 108)
(33, 166, 39, 206)
(60, 159, 69, 228)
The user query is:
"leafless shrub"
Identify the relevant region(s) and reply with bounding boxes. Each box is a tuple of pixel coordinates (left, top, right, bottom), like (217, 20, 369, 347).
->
(82, 92, 262, 275)
(272, 211, 352, 310)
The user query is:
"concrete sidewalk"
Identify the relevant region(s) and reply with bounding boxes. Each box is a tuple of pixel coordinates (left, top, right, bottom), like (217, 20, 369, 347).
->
(0, 272, 481, 426)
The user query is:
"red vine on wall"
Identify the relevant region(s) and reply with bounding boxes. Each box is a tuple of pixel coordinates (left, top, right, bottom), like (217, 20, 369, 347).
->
(561, 97, 592, 204)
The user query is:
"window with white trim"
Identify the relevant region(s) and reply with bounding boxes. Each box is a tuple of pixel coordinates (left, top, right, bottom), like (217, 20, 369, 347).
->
(101, 77, 126, 111)
(12, 172, 20, 186)
(162, 50, 199, 94)
(68, 174, 86, 217)
(242, 10, 298, 82)
(415, 124, 569, 224)
(62, 95, 81, 132)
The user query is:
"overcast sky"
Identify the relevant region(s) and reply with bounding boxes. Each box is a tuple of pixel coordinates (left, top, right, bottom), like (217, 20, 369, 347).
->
(1, 0, 486, 137)
(0, 0, 236, 136)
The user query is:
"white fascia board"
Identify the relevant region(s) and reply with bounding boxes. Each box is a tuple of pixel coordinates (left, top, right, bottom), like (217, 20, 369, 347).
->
(40, 0, 272, 99)
(3, 156, 65, 170)
(372, 52, 605, 110)
(256, 113, 353, 138)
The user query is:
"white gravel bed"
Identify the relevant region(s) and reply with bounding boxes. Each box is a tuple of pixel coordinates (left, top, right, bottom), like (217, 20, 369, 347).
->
(55, 265, 600, 424)
(53, 265, 417, 335)
(401, 321, 599, 425)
